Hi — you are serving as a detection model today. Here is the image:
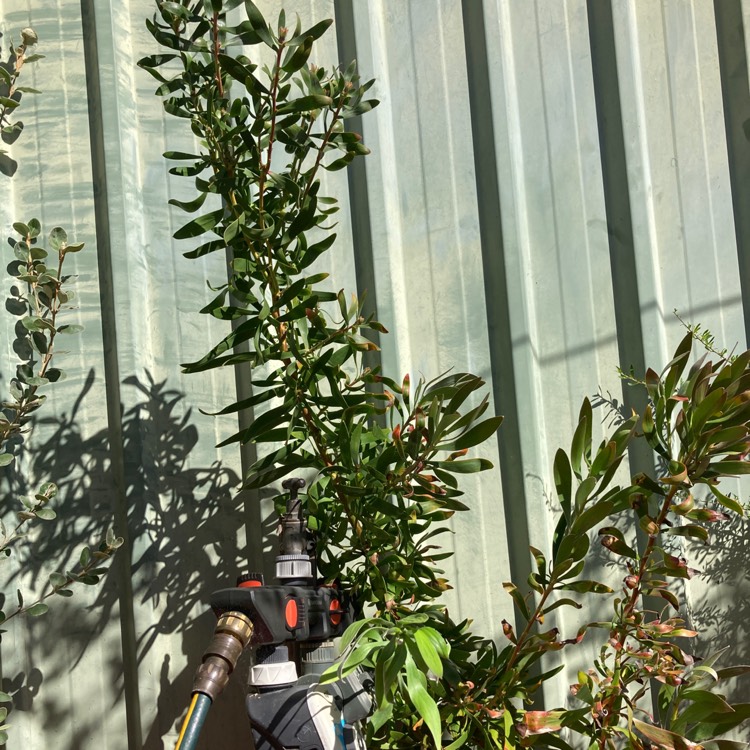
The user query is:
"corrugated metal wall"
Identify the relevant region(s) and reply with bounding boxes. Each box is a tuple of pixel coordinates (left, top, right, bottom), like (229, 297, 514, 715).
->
(1, 0, 749, 747)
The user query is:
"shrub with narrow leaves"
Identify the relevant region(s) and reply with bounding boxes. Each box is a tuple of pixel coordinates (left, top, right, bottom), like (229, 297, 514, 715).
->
(142, 3, 750, 748)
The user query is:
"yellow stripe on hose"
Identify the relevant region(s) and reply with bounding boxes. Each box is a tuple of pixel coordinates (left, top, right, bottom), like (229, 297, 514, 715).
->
(175, 693, 199, 750)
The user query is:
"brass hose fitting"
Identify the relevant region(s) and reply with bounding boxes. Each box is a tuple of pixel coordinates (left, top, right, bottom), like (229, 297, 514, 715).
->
(192, 611, 254, 701)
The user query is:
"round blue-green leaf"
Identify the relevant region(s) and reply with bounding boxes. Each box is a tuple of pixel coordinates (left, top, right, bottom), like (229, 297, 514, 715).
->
(49, 572, 67, 588)
(48, 227, 67, 251)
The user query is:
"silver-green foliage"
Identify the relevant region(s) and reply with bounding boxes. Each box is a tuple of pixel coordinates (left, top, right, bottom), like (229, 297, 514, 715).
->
(0, 29, 121, 746)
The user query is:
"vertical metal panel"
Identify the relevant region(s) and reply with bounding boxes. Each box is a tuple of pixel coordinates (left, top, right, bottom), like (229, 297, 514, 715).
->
(0, 0, 749, 746)
(611, 0, 749, 685)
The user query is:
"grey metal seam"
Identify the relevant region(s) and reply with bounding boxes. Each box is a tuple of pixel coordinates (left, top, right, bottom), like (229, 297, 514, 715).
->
(333, 0, 384, 396)
(460, 0, 534, 636)
(79, 2, 143, 747)
(225, 243, 265, 574)
(714, 0, 750, 348)
(586, 0, 652, 475)
(586, 0, 659, 720)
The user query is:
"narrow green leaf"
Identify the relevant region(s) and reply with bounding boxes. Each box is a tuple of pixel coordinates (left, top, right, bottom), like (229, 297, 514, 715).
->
(174, 208, 223, 239)
(503, 581, 530, 620)
(570, 404, 590, 478)
(281, 35, 314, 73)
(405, 654, 441, 747)
(169, 192, 208, 213)
(707, 460, 750, 476)
(276, 94, 333, 115)
(413, 629, 443, 678)
(665, 524, 709, 543)
(554, 448, 573, 519)
(451, 415, 504, 450)
(433, 458, 493, 474)
(560, 580, 612, 594)
(574, 475, 597, 513)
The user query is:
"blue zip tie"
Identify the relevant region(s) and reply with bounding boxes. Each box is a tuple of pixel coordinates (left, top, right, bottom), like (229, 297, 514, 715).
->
(335, 715, 347, 748)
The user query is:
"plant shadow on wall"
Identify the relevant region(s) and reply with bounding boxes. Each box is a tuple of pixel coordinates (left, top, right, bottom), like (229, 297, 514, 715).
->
(686, 508, 750, 662)
(4, 369, 263, 749)
(588, 386, 750, 673)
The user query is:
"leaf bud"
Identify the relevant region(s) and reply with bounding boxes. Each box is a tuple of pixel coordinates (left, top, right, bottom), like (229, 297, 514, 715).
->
(688, 508, 729, 523)
(21, 28, 38, 47)
(624, 575, 639, 590)
(402, 373, 410, 398)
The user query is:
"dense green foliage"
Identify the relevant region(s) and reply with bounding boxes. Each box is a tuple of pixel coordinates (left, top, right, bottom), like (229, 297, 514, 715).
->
(143, 3, 750, 748)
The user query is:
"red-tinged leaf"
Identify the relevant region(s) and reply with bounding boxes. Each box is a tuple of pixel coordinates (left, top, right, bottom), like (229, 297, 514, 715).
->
(660, 459, 689, 485)
(671, 494, 695, 515)
(503, 582, 530, 621)
(560, 624, 588, 646)
(685, 508, 729, 523)
(663, 333, 693, 396)
(651, 588, 680, 610)
(521, 710, 564, 735)
(662, 553, 700, 579)
(670, 628, 698, 638)
(633, 719, 701, 750)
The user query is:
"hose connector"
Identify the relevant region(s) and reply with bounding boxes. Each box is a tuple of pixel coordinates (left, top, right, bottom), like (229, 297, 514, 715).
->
(192, 611, 253, 701)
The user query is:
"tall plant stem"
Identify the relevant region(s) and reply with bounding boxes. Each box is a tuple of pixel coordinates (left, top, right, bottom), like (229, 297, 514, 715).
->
(597, 484, 680, 747)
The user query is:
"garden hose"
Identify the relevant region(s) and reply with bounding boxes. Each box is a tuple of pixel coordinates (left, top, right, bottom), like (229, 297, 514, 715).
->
(174, 693, 211, 750)
(174, 611, 254, 750)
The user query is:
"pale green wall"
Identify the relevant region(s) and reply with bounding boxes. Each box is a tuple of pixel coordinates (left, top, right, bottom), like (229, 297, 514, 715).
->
(1, 0, 749, 747)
